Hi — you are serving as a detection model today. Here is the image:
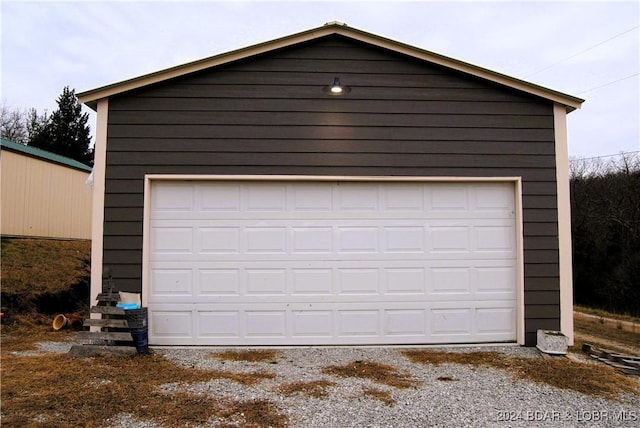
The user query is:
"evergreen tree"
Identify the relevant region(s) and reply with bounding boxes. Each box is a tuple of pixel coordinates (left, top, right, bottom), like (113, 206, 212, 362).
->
(28, 86, 93, 166)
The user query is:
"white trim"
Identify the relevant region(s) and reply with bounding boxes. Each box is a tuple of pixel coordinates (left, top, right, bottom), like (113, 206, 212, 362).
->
(144, 174, 522, 182)
(142, 174, 525, 345)
(554, 103, 574, 345)
(142, 177, 152, 309)
(514, 178, 525, 345)
(90, 99, 108, 308)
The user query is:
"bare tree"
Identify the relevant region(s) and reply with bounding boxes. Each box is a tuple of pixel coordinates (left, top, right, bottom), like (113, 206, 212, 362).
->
(570, 151, 640, 316)
(0, 103, 50, 145)
(0, 102, 28, 143)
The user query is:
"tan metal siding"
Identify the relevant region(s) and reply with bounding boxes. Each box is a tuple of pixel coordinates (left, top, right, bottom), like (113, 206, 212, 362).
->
(1, 150, 92, 239)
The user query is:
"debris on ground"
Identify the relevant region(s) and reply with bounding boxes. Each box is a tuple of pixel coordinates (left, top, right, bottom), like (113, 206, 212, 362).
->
(582, 343, 640, 375)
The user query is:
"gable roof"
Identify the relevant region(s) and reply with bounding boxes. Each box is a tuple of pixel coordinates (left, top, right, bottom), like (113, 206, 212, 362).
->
(78, 22, 584, 112)
(0, 138, 92, 172)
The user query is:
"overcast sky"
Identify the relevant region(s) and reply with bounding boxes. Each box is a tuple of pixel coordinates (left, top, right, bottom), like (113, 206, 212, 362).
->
(2, 0, 638, 159)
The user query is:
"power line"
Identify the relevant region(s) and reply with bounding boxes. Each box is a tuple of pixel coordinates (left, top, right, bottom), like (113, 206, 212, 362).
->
(525, 25, 639, 78)
(575, 72, 639, 95)
(571, 151, 640, 162)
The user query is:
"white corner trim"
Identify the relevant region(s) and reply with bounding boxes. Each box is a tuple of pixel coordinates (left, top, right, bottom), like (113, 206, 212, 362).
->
(142, 176, 152, 308)
(514, 178, 525, 345)
(90, 98, 108, 308)
(554, 103, 574, 345)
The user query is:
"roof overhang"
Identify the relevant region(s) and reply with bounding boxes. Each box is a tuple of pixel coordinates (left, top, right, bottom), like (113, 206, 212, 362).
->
(78, 22, 584, 113)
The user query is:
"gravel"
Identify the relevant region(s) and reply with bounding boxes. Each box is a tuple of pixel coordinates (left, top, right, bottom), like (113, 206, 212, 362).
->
(104, 345, 639, 428)
(27, 341, 638, 427)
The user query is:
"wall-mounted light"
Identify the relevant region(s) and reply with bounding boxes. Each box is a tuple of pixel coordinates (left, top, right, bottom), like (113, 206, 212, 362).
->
(323, 77, 351, 95)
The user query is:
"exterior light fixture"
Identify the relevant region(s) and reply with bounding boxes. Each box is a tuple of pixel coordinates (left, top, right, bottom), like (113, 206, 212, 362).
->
(323, 77, 350, 95)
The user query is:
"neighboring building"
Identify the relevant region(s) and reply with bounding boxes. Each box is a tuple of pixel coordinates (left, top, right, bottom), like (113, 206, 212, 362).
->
(0, 138, 92, 240)
(78, 23, 584, 347)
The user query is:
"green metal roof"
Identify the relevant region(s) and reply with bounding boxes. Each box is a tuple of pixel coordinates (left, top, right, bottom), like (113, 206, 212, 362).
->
(0, 138, 92, 172)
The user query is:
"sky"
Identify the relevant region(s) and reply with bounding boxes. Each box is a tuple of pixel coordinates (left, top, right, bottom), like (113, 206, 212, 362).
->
(1, 0, 638, 159)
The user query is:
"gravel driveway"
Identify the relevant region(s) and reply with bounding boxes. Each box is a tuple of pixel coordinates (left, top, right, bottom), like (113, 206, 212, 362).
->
(101, 345, 640, 428)
(29, 341, 638, 427)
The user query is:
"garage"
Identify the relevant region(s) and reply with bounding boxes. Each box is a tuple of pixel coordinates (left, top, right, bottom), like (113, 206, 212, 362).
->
(79, 22, 582, 346)
(146, 178, 519, 345)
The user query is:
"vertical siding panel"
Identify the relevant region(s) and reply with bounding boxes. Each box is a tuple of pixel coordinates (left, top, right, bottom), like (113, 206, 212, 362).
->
(0, 150, 92, 239)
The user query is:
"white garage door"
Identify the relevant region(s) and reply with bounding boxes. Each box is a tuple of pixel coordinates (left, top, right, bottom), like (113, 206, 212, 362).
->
(147, 180, 517, 345)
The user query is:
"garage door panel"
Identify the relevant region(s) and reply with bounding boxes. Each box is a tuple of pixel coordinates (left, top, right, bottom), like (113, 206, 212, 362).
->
(430, 184, 469, 210)
(199, 269, 240, 295)
(475, 266, 516, 293)
(152, 182, 194, 211)
(384, 226, 425, 252)
(431, 308, 472, 336)
(149, 260, 516, 301)
(385, 310, 426, 336)
(151, 268, 193, 296)
(198, 227, 240, 253)
(199, 311, 241, 338)
(338, 310, 380, 336)
(151, 227, 193, 253)
(292, 311, 334, 337)
(384, 268, 426, 294)
(337, 268, 380, 294)
(245, 269, 287, 295)
(246, 183, 287, 211)
(200, 182, 241, 211)
(149, 301, 516, 345)
(292, 227, 333, 253)
(148, 180, 517, 345)
(292, 183, 333, 210)
(338, 183, 379, 210)
(150, 307, 193, 339)
(476, 307, 516, 335)
(246, 311, 287, 337)
(151, 219, 515, 257)
(430, 266, 471, 294)
(291, 269, 333, 294)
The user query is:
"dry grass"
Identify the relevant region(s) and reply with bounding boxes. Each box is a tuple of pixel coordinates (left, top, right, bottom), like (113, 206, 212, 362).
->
(277, 380, 336, 399)
(1, 238, 90, 296)
(1, 238, 90, 317)
(0, 351, 286, 427)
(575, 305, 640, 323)
(361, 387, 395, 405)
(572, 314, 640, 355)
(402, 350, 639, 400)
(322, 360, 420, 389)
(1, 314, 76, 352)
(437, 376, 459, 382)
(210, 349, 279, 363)
(402, 350, 509, 369)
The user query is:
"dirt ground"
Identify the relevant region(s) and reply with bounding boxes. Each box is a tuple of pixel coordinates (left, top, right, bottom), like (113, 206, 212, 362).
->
(1, 310, 639, 427)
(1, 238, 639, 427)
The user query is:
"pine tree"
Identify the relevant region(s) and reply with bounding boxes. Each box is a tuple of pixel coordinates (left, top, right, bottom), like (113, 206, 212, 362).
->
(28, 86, 93, 166)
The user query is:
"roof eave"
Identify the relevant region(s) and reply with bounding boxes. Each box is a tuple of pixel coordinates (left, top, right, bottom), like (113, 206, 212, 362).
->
(77, 22, 584, 113)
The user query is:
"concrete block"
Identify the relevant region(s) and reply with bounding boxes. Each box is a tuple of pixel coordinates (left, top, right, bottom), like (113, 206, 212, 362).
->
(536, 329, 568, 355)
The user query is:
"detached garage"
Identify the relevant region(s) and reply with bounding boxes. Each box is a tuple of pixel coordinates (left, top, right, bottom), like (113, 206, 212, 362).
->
(78, 23, 583, 347)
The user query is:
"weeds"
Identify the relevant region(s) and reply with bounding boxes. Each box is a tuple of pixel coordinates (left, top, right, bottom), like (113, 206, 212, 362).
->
(362, 387, 395, 405)
(322, 360, 420, 389)
(278, 380, 336, 399)
(402, 350, 639, 400)
(0, 352, 285, 427)
(210, 349, 279, 363)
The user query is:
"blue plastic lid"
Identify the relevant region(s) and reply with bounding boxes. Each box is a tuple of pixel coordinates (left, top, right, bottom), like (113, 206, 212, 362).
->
(116, 303, 140, 310)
